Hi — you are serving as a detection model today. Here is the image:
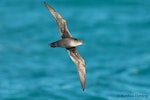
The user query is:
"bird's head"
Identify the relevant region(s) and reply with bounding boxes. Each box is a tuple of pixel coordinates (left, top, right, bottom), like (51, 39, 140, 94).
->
(72, 38, 84, 46)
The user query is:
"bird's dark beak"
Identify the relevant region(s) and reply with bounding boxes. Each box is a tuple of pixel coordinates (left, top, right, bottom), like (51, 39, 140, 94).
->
(82, 41, 86, 45)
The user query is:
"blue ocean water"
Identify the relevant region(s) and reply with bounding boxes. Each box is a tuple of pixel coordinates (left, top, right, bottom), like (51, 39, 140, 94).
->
(0, 0, 150, 99)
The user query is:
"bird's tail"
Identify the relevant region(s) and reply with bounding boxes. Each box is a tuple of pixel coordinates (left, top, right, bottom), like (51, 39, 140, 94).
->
(49, 42, 57, 48)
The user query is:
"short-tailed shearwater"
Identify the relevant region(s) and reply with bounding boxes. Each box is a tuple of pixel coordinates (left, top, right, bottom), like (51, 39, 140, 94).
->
(44, 2, 86, 91)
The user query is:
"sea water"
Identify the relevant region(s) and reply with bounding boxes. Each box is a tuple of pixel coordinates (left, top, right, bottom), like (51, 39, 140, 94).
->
(0, 0, 150, 100)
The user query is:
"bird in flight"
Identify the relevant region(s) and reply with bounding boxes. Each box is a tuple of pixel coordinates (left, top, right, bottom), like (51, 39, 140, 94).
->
(44, 2, 86, 91)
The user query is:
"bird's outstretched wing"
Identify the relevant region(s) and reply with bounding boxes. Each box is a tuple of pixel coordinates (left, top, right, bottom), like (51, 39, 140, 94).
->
(44, 2, 71, 38)
(44, 2, 86, 91)
(67, 47, 86, 91)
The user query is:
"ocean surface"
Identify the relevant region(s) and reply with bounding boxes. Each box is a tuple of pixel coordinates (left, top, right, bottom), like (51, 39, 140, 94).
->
(0, 0, 150, 100)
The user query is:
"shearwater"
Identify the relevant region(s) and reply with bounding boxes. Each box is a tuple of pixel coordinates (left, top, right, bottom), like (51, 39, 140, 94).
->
(44, 2, 86, 91)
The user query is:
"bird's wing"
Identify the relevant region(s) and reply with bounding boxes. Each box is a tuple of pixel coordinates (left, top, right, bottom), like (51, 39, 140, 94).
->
(44, 2, 72, 38)
(67, 47, 86, 91)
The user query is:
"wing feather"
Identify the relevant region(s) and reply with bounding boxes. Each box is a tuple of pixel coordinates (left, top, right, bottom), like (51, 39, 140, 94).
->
(67, 47, 86, 91)
(44, 2, 71, 38)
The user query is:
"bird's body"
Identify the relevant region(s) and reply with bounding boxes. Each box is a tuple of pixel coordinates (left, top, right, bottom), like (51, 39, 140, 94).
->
(50, 38, 83, 48)
(44, 2, 86, 91)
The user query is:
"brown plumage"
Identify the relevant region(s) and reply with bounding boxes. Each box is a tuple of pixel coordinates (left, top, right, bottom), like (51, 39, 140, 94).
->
(44, 2, 86, 91)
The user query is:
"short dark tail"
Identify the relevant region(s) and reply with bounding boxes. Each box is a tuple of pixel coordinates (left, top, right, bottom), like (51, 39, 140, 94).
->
(49, 42, 57, 48)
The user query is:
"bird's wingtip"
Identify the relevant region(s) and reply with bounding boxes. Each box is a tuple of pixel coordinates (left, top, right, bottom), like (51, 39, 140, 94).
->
(82, 87, 85, 91)
(44, 1, 48, 6)
(81, 82, 85, 92)
(43, 1, 46, 4)
(78, 69, 86, 91)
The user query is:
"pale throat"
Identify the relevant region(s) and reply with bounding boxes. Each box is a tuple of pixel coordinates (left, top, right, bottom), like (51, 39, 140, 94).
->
(69, 41, 82, 47)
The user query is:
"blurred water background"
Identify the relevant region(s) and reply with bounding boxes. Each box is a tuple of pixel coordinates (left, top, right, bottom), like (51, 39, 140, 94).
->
(0, 0, 150, 100)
